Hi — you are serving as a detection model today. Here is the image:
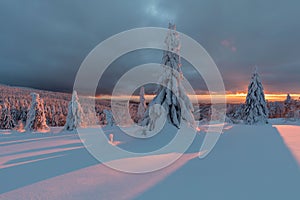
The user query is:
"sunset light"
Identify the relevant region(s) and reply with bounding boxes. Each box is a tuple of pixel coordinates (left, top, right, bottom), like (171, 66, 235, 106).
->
(97, 93, 300, 104)
(1, 1, 300, 199)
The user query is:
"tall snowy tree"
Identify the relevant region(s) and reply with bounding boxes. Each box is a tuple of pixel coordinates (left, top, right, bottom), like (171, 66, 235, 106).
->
(64, 91, 85, 131)
(137, 86, 147, 124)
(142, 23, 195, 129)
(25, 93, 50, 132)
(243, 68, 269, 124)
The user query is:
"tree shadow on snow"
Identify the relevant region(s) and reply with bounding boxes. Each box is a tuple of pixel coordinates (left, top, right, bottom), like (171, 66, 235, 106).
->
(0, 143, 99, 194)
(136, 125, 300, 200)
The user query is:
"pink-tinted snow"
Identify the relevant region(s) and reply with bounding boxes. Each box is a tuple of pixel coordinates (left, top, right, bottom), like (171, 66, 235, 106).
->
(1, 124, 300, 200)
(275, 125, 300, 165)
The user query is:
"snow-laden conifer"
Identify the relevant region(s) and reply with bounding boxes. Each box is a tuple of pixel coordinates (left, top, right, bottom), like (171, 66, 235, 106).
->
(0, 100, 16, 129)
(25, 93, 49, 132)
(142, 23, 195, 129)
(137, 87, 147, 124)
(104, 109, 115, 127)
(243, 68, 269, 124)
(64, 91, 84, 131)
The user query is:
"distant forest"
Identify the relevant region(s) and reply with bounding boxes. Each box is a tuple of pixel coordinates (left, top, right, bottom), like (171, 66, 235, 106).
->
(0, 84, 299, 129)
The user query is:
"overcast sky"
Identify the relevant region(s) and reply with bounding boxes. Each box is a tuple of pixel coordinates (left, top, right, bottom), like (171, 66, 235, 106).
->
(0, 0, 299, 94)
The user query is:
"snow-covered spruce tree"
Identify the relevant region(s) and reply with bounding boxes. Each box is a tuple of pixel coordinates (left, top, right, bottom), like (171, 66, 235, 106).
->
(137, 86, 147, 124)
(285, 93, 292, 104)
(141, 23, 195, 129)
(284, 94, 295, 119)
(0, 100, 16, 129)
(15, 120, 25, 132)
(25, 93, 50, 132)
(19, 100, 28, 124)
(64, 91, 85, 131)
(84, 104, 98, 126)
(243, 68, 269, 124)
(10, 100, 19, 125)
(229, 104, 245, 123)
(268, 101, 284, 118)
(103, 109, 115, 127)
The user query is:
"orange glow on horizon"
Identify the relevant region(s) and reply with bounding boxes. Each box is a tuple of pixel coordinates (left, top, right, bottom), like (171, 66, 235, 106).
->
(95, 93, 300, 104)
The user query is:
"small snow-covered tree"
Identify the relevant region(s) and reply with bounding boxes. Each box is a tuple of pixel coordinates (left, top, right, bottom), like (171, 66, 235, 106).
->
(243, 68, 269, 124)
(15, 120, 25, 132)
(19, 100, 28, 124)
(44, 105, 52, 125)
(284, 94, 295, 119)
(294, 109, 300, 120)
(0, 100, 16, 129)
(285, 93, 292, 104)
(25, 93, 49, 132)
(10, 99, 19, 124)
(268, 101, 284, 118)
(84, 104, 98, 126)
(137, 86, 147, 124)
(64, 91, 85, 131)
(142, 23, 195, 129)
(51, 105, 57, 126)
(104, 109, 115, 127)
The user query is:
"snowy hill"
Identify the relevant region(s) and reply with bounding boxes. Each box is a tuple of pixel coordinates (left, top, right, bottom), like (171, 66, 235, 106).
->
(0, 123, 300, 200)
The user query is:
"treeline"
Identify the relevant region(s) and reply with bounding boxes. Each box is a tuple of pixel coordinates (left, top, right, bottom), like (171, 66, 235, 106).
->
(0, 85, 141, 129)
(0, 85, 109, 129)
(268, 94, 300, 119)
(226, 94, 300, 122)
(0, 85, 300, 129)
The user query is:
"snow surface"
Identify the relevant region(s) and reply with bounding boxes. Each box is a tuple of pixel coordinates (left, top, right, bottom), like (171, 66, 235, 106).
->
(0, 122, 300, 200)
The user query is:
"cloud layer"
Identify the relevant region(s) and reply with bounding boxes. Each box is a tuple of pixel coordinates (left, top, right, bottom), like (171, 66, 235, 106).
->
(0, 0, 299, 94)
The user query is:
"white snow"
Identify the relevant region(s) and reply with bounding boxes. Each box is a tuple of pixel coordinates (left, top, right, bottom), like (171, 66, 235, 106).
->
(0, 122, 300, 200)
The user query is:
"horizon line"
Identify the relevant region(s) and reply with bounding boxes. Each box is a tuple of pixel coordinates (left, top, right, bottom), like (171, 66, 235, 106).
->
(95, 93, 300, 104)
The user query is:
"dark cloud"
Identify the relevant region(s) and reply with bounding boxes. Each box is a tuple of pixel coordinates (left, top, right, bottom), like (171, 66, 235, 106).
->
(0, 0, 299, 94)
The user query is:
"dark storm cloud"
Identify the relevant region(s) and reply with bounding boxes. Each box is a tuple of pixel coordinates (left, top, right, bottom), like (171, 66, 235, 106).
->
(0, 0, 300, 94)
